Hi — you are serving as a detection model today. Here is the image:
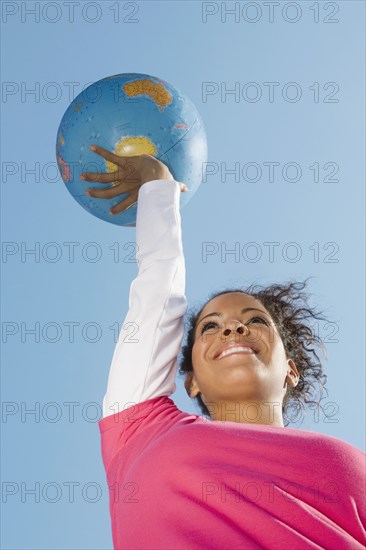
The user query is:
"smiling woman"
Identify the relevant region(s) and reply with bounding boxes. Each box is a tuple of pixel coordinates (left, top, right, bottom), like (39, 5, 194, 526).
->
(179, 280, 327, 427)
(97, 170, 366, 550)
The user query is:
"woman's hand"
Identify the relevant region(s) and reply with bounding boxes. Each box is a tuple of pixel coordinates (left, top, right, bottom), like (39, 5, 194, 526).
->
(80, 145, 189, 215)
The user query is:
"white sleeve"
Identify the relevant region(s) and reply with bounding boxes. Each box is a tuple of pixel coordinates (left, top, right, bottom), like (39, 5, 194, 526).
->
(102, 179, 188, 418)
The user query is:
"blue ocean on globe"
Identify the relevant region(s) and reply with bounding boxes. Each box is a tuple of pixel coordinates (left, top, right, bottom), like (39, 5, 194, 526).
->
(55, 72, 208, 226)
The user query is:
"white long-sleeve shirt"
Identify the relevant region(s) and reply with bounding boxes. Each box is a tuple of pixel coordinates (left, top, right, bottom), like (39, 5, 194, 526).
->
(102, 179, 188, 418)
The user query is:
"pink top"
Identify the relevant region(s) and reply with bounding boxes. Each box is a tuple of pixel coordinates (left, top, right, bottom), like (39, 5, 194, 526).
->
(98, 179, 366, 549)
(99, 395, 366, 550)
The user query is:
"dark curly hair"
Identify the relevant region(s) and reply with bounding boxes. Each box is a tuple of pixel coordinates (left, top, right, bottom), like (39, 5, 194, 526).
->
(178, 278, 329, 427)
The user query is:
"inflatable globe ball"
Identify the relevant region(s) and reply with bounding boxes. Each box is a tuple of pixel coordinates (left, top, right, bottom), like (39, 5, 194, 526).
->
(55, 73, 208, 226)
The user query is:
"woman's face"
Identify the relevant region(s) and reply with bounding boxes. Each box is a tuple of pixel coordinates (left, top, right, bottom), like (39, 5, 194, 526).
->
(188, 292, 299, 422)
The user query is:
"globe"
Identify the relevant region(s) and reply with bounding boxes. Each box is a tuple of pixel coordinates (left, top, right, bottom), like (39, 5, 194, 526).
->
(55, 72, 208, 226)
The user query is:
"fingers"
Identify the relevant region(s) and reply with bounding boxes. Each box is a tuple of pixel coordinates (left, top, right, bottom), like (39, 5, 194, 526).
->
(85, 183, 129, 199)
(89, 144, 127, 165)
(80, 172, 117, 183)
(110, 196, 138, 216)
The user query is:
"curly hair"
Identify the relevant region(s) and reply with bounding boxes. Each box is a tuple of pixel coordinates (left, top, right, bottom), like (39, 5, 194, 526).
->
(178, 279, 329, 427)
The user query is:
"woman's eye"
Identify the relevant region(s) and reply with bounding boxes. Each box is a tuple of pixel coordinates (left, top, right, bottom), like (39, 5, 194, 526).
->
(248, 316, 269, 325)
(200, 321, 218, 334)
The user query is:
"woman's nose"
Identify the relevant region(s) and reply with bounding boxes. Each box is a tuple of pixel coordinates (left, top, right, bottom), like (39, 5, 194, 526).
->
(222, 321, 249, 337)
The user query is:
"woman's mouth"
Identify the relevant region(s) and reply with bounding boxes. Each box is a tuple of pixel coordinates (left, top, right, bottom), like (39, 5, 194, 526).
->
(216, 346, 257, 360)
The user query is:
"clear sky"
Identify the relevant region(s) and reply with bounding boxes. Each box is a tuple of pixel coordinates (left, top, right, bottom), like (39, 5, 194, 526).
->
(1, 1, 365, 548)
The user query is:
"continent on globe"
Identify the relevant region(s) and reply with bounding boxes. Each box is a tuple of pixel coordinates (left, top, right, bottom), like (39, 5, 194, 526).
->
(122, 79, 172, 111)
(105, 136, 158, 177)
(56, 151, 71, 182)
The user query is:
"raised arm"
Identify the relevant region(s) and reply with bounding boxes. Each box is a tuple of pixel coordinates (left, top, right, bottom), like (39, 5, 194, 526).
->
(80, 146, 189, 419)
(102, 178, 188, 417)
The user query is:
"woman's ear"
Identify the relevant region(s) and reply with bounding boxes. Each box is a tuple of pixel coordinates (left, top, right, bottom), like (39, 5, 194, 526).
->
(184, 372, 193, 397)
(286, 358, 300, 387)
(184, 371, 200, 398)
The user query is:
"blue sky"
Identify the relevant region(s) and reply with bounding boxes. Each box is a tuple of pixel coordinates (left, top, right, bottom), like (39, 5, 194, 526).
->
(2, 1, 365, 548)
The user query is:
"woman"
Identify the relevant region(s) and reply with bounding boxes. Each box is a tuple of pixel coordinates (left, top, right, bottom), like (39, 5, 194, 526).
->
(81, 146, 366, 549)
